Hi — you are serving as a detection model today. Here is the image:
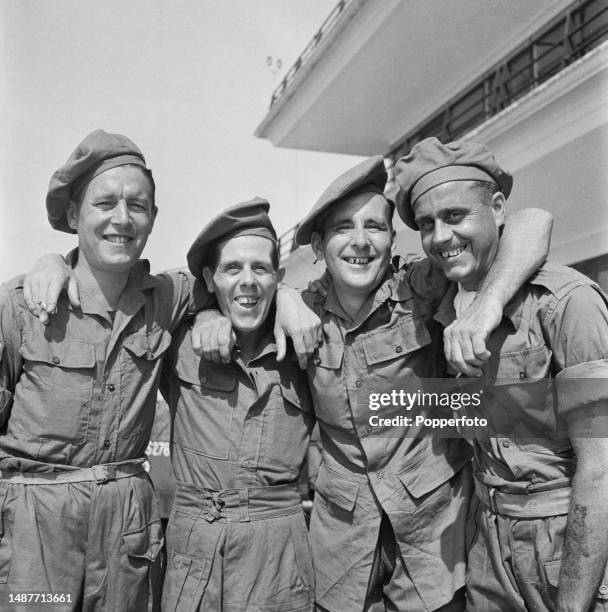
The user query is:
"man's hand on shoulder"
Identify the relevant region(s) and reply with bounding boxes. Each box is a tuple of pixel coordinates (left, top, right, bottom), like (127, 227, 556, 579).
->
(445, 294, 500, 376)
(191, 310, 235, 364)
(23, 254, 80, 324)
(275, 285, 322, 369)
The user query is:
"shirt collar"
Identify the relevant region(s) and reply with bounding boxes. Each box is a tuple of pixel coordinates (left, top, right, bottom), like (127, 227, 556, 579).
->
(65, 248, 156, 319)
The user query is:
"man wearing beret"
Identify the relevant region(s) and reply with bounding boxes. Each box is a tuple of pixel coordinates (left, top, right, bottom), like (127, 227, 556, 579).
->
(393, 136, 608, 611)
(197, 154, 552, 610)
(159, 198, 315, 611)
(0, 129, 193, 610)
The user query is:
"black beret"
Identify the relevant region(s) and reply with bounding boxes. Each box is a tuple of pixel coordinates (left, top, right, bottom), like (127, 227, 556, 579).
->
(295, 155, 387, 245)
(187, 197, 277, 278)
(46, 129, 152, 233)
(393, 137, 513, 230)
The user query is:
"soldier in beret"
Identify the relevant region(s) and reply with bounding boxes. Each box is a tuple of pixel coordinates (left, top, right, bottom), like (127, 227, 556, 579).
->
(160, 199, 315, 611)
(394, 136, 608, 611)
(0, 129, 193, 610)
(196, 153, 553, 610)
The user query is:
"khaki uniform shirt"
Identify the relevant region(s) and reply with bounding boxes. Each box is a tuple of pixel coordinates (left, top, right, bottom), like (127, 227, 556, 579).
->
(161, 324, 314, 491)
(435, 262, 608, 490)
(305, 261, 472, 610)
(0, 259, 200, 472)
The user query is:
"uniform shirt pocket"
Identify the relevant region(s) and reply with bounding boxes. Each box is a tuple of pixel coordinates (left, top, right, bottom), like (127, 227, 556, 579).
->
(362, 312, 431, 366)
(17, 338, 96, 443)
(314, 465, 360, 513)
(486, 344, 554, 435)
(256, 383, 314, 477)
(123, 327, 172, 363)
(173, 357, 237, 460)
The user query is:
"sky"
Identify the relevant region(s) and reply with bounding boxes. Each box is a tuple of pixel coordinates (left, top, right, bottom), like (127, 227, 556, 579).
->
(0, 0, 363, 279)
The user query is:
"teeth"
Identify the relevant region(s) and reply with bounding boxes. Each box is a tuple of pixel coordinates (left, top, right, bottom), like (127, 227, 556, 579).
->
(235, 296, 258, 306)
(440, 246, 465, 259)
(345, 257, 371, 265)
(105, 235, 131, 244)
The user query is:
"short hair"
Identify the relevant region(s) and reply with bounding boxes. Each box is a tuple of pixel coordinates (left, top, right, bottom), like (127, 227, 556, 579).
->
(205, 237, 279, 274)
(470, 180, 500, 203)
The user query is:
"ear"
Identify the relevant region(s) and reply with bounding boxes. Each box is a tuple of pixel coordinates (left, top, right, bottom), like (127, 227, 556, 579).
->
(148, 205, 158, 234)
(277, 267, 286, 284)
(491, 192, 506, 229)
(391, 229, 396, 253)
(311, 231, 325, 261)
(202, 267, 215, 294)
(66, 200, 80, 232)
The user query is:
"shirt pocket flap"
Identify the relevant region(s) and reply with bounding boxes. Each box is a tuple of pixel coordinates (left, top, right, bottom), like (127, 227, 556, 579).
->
(397, 444, 455, 498)
(315, 466, 360, 511)
(123, 328, 172, 361)
(279, 381, 304, 411)
(314, 342, 344, 369)
(175, 357, 237, 392)
(20, 338, 96, 369)
(491, 344, 551, 382)
(363, 314, 431, 366)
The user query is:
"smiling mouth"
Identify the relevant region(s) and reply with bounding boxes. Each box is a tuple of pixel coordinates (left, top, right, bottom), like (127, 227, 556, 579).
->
(439, 246, 466, 259)
(234, 296, 259, 308)
(103, 234, 133, 245)
(343, 256, 372, 265)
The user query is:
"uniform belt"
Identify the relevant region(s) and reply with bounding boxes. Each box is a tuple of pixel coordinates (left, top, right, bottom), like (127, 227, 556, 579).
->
(173, 481, 303, 522)
(474, 475, 571, 518)
(0, 460, 147, 485)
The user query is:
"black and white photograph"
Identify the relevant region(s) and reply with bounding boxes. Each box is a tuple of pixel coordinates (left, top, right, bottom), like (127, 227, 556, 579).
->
(1, 1, 607, 610)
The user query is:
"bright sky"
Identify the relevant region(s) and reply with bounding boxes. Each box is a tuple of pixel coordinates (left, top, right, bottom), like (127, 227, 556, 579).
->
(0, 0, 362, 279)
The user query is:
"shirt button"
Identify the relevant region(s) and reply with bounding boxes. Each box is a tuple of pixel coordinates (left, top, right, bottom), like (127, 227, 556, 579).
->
(502, 440, 511, 448)
(103, 440, 110, 449)
(395, 346, 403, 353)
(107, 384, 115, 392)
(242, 460, 250, 468)
(52, 356, 60, 365)
(355, 380, 363, 388)
(599, 584, 608, 596)
(376, 472, 384, 479)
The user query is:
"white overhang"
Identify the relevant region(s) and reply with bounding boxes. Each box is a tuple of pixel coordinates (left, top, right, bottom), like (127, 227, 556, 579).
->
(256, 0, 576, 155)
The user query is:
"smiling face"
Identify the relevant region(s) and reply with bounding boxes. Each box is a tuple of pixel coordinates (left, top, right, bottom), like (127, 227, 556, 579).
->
(413, 180, 505, 290)
(203, 234, 278, 341)
(311, 192, 394, 306)
(66, 165, 156, 275)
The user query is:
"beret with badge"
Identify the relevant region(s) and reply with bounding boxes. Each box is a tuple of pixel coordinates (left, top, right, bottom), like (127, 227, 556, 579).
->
(392, 137, 513, 230)
(46, 129, 153, 234)
(295, 155, 390, 246)
(187, 197, 277, 279)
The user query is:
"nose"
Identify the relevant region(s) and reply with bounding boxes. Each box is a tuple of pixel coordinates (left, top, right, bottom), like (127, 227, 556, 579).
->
(432, 220, 453, 246)
(350, 226, 370, 249)
(112, 199, 131, 226)
(239, 266, 256, 287)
